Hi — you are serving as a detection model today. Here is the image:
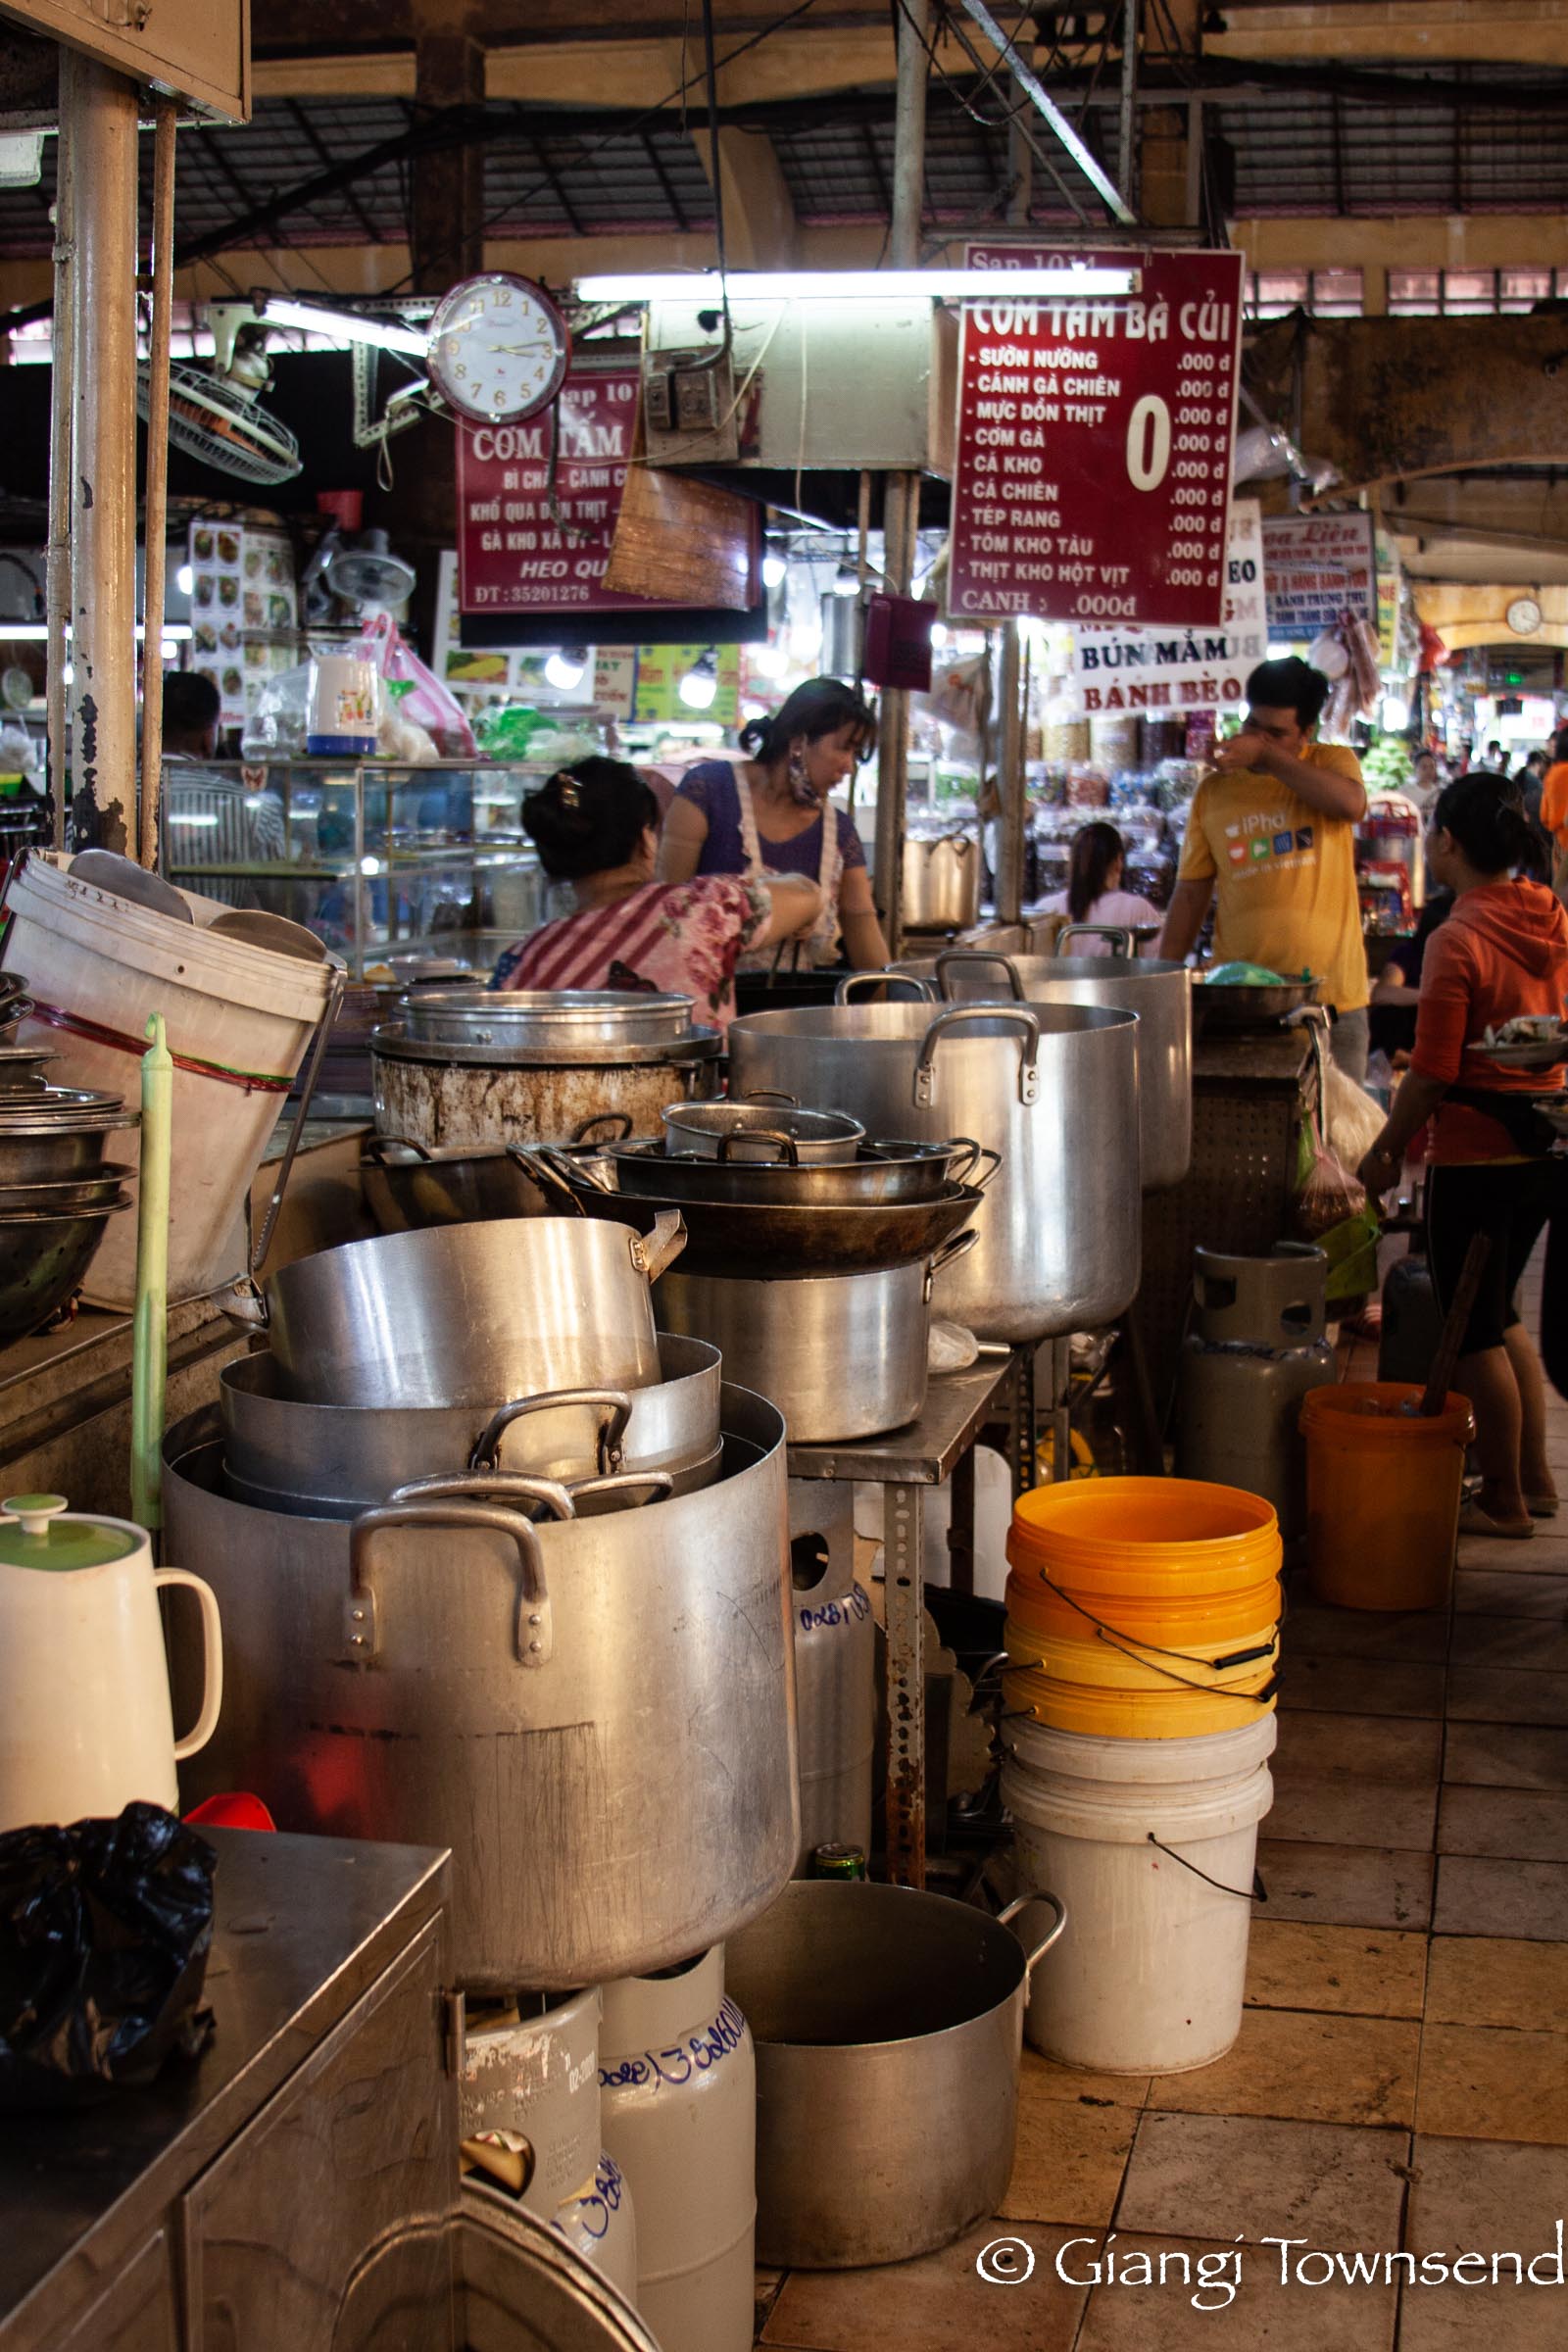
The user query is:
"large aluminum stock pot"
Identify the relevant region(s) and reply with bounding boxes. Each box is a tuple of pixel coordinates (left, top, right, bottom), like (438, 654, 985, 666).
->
(725, 1881, 1066, 2267)
(902, 828, 981, 933)
(728, 997, 1140, 1342)
(888, 933, 1193, 1191)
(220, 1332, 722, 1517)
(165, 1382, 798, 1991)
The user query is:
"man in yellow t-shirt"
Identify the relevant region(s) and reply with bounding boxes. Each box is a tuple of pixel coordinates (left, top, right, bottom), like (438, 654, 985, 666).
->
(1157, 656, 1371, 1079)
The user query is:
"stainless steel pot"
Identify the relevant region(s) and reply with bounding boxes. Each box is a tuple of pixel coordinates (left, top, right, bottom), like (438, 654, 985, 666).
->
(902, 829, 981, 933)
(403, 989, 697, 1054)
(371, 1023, 722, 1153)
(165, 1379, 798, 1991)
(661, 1100, 864, 1163)
(260, 1215, 686, 1408)
(361, 1135, 553, 1232)
(655, 1232, 975, 1443)
(724, 1882, 1065, 2267)
(220, 1332, 723, 1516)
(888, 931, 1193, 1191)
(729, 998, 1140, 1342)
(608, 1137, 993, 1208)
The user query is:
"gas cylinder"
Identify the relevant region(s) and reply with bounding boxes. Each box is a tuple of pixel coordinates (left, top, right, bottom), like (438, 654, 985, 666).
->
(458, 1986, 639, 2302)
(1177, 1242, 1337, 1542)
(599, 1948, 757, 2352)
(1378, 1247, 1443, 1388)
(787, 1481, 875, 1873)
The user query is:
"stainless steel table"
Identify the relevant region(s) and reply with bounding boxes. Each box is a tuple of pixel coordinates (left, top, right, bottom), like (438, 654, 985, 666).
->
(786, 1351, 1018, 1889)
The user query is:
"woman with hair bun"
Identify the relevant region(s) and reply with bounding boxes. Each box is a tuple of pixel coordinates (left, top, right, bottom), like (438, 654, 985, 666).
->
(491, 756, 822, 1034)
(657, 676, 889, 968)
(1358, 774, 1568, 1537)
(1038, 819, 1164, 950)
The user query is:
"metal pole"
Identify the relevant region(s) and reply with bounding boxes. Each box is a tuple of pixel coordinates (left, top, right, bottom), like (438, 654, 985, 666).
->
(1119, 0, 1141, 213)
(64, 55, 139, 856)
(139, 98, 178, 872)
(874, 0, 930, 958)
(44, 76, 75, 851)
(995, 22, 1034, 933)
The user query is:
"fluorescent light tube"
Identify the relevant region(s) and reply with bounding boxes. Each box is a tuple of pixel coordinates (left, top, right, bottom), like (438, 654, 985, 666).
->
(575, 266, 1140, 304)
(260, 297, 429, 358)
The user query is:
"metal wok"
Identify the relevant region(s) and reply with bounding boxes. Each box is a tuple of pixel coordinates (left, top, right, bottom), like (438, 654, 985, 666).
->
(601, 1135, 997, 1208)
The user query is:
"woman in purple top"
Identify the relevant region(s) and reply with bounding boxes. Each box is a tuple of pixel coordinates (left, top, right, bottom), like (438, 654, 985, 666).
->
(657, 677, 889, 969)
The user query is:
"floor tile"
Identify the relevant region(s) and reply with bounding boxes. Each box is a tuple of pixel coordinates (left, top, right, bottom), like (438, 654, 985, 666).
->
(1443, 1721, 1568, 1790)
(1015, 2046, 1151, 2108)
(1434, 1855, 1568, 1940)
(1000, 2085, 1138, 2229)
(1116, 2110, 1408, 2250)
(1265, 1770, 1437, 1850)
(1271, 1711, 1443, 1780)
(1074, 2230, 1396, 2351)
(1276, 1655, 1445, 1718)
(1460, 1615, 1568, 1672)
(1416, 2022, 1568, 2145)
(760, 2218, 1091, 2350)
(1446, 1666, 1568, 1727)
(1424, 1936, 1568, 2032)
(1245, 1920, 1426, 2018)
(1456, 1534, 1568, 1574)
(1438, 1787, 1568, 1862)
(1280, 1605, 1449, 1663)
(1400, 2137, 1568, 2351)
(1147, 2009, 1419, 2128)
(1455, 1570, 1568, 1615)
(1255, 1839, 1434, 1930)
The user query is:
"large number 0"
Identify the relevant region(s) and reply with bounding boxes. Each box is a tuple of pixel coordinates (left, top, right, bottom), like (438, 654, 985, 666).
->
(1126, 394, 1172, 492)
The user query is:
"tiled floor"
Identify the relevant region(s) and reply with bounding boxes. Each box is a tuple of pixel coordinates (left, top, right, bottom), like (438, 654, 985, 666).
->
(754, 1285, 1568, 2351)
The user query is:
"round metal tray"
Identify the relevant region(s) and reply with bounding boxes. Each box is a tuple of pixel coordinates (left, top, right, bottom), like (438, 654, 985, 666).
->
(401, 987, 696, 1052)
(371, 1020, 722, 1071)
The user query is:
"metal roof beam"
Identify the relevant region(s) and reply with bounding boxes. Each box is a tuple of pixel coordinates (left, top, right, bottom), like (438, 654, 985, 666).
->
(951, 0, 1138, 220)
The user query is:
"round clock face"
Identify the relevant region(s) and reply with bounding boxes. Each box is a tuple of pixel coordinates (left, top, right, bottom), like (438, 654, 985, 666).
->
(1506, 595, 1544, 637)
(426, 273, 570, 424)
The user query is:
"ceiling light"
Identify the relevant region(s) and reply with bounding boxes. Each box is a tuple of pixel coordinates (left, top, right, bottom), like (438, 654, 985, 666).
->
(753, 644, 790, 679)
(175, 563, 195, 596)
(257, 295, 428, 359)
(575, 265, 1140, 305)
(544, 646, 589, 692)
(678, 649, 719, 710)
(762, 551, 788, 590)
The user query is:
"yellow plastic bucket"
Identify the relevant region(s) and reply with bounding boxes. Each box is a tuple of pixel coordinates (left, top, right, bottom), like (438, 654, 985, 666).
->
(1300, 1383, 1474, 1612)
(1005, 1613, 1280, 1695)
(1003, 1662, 1278, 1740)
(1006, 1563, 1280, 1650)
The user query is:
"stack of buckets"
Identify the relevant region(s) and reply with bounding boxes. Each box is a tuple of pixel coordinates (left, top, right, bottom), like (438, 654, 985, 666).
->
(1002, 1478, 1281, 2075)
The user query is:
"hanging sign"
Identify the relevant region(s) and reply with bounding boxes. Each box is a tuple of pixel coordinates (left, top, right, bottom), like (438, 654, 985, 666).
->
(456, 368, 684, 617)
(947, 245, 1245, 630)
(1065, 500, 1266, 714)
(1261, 512, 1378, 637)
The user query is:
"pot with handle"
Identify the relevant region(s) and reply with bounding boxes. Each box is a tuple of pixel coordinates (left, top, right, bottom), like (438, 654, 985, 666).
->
(728, 995, 1140, 1341)
(258, 1213, 686, 1407)
(219, 1332, 723, 1518)
(661, 1099, 865, 1164)
(655, 1229, 978, 1443)
(887, 932, 1193, 1192)
(164, 1380, 797, 1991)
(723, 1880, 1067, 2267)
(901, 829, 981, 933)
(609, 1134, 997, 1208)
(0, 1493, 222, 1833)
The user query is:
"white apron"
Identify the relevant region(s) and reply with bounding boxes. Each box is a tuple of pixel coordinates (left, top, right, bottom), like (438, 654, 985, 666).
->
(734, 768, 845, 969)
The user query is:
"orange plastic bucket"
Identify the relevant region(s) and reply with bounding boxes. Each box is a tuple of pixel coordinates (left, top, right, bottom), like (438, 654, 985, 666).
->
(1002, 1661, 1278, 1740)
(1005, 1611, 1280, 1695)
(1006, 1565, 1280, 1649)
(1006, 1476, 1282, 1643)
(1300, 1382, 1474, 1612)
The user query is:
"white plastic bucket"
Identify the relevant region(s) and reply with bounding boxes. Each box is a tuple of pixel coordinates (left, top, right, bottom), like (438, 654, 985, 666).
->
(3, 854, 335, 1304)
(1002, 1712, 1276, 2075)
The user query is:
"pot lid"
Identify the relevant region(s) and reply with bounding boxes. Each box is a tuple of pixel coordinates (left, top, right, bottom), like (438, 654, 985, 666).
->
(0, 1085, 129, 1130)
(0, 1494, 141, 1571)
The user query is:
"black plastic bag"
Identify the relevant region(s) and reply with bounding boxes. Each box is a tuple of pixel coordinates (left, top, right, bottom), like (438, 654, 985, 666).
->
(0, 1802, 218, 2111)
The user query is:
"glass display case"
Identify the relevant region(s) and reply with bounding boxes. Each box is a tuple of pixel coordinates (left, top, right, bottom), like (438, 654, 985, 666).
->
(159, 759, 554, 981)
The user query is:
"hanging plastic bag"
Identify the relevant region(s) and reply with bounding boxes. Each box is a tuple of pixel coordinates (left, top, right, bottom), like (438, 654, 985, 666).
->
(1322, 1058, 1385, 1170)
(0, 1803, 218, 2112)
(355, 611, 476, 759)
(1292, 1022, 1380, 1302)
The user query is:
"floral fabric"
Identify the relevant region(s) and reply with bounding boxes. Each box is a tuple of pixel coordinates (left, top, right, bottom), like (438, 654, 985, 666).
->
(491, 874, 771, 1035)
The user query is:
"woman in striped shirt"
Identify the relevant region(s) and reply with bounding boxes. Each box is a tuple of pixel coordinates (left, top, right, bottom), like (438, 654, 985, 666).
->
(491, 757, 822, 1034)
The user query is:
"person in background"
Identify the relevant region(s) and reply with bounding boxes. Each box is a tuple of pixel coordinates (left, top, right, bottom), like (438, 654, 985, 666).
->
(1484, 739, 1505, 770)
(1156, 656, 1371, 1078)
(492, 757, 821, 1036)
(1539, 724, 1568, 900)
(1404, 749, 1442, 814)
(159, 672, 286, 906)
(1357, 776, 1568, 1538)
(658, 677, 888, 969)
(1037, 821, 1163, 952)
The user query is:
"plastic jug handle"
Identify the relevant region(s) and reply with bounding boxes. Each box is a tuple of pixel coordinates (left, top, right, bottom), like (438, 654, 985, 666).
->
(155, 1568, 223, 1760)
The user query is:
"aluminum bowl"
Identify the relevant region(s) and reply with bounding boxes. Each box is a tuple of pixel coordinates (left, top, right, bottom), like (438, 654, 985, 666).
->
(0, 1197, 134, 1346)
(0, 1162, 135, 1214)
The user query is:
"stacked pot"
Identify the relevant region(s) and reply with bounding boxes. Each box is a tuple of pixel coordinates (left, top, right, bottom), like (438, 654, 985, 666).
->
(164, 1212, 801, 1995)
(370, 987, 723, 1152)
(523, 1110, 987, 1443)
(0, 991, 137, 1344)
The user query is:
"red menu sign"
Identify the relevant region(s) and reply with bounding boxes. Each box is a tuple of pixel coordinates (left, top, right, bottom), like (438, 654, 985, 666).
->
(947, 247, 1245, 629)
(456, 367, 679, 615)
